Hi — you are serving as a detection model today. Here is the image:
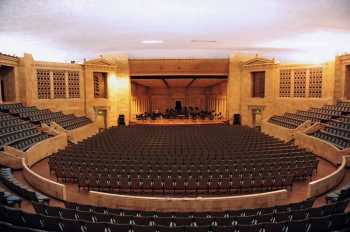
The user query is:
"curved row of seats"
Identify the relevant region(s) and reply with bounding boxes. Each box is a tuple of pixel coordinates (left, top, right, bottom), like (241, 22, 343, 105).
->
(18, 199, 347, 232)
(0, 185, 21, 207)
(311, 115, 350, 149)
(327, 184, 350, 203)
(0, 168, 49, 204)
(268, 102, 350, 129)
(0, 111, 49, 151)
(0, 103, 91, 131)
(49, 126, 318, 195)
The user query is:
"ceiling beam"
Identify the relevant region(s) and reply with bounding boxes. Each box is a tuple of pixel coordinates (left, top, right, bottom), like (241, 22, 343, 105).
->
(162, 79, 170, 88)
(186, 78, 197, 88)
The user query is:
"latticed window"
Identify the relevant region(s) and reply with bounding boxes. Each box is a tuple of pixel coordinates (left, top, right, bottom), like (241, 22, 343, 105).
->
(93, 72, 107, 98)
(37, 69, 51, 99)
(279, 69, 291, 97)
(309, 68, 323, 98)
(294, 69, 306, 98)
(53, 70, 66, 98)
(68, 71, 80, 98)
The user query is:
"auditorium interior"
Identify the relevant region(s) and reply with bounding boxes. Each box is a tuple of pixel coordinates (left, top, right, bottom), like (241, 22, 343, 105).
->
(0, 1, 350, 232)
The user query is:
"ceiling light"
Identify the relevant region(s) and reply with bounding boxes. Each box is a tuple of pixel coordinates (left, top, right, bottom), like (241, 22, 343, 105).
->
(141, 40, 164, 44)
(191, 40, 217, 43)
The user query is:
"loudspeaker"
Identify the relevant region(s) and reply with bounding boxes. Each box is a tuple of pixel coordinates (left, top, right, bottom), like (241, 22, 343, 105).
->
(233, 114, 241, 125)
(118, 114, 125, 126)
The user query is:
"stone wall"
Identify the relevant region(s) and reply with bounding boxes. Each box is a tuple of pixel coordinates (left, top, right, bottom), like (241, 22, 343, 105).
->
(307, 155, 350, 198)
(2, 52, 349, 128)
(81, 189, 288, 212)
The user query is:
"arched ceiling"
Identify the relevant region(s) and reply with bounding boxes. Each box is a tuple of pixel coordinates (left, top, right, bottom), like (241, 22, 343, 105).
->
(0, 0, 349, 63)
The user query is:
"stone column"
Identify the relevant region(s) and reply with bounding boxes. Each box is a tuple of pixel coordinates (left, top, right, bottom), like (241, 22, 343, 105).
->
(227, 54, 243, 124)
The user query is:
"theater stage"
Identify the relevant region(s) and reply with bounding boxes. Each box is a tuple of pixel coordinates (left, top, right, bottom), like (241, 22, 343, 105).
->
(130, 119, 228, 126)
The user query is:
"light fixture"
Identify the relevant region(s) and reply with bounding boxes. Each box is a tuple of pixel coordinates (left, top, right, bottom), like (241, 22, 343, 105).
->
(141, 40, 164, 44)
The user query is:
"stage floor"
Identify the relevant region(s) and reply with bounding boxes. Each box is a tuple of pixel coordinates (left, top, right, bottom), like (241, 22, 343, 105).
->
(130, 119, 228, 126)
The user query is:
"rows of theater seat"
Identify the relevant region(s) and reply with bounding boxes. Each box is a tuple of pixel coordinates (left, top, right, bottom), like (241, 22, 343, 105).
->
(49, 126, 318, 196)
(1, 197, 348, 232)
(268, 102, 350, 129)
(0, 103, 91, 131)
(311, 114, 350, 150)
(0, 168, 49, 204)
(0, 111, 49, 151)
(327, 184, 350, 204)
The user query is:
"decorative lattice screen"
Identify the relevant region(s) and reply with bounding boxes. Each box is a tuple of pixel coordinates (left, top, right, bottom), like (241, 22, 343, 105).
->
(53, 70, 66, 98)
(309, 68, 323, 98)
(36, 69, 51, 99)
(68, 71, 80, 98)
(279, 69, 291, 97)
(293, 69, 306, 98)
(93, 72, 107, 98)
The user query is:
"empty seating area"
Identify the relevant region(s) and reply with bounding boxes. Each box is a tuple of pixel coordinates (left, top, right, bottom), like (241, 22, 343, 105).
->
(0, 111, 49, 151)
(268, 102, 350, 129)
(0, 103, 91, 131)
(310, 102, 350, 149)
(0, 168, 49, 204)
(326, 184, 350, 204)
(0, 198, 348, 232)
(0, 185, 21, 207)
(48, 126, 318, 196)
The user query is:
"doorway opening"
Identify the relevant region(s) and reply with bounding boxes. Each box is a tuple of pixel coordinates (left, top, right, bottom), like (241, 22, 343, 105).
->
(346, 65, 350, 100)
(252, 108, 262, 130)
(0, 65, 15, 102)
(96, 109, 107, 131)
(175, 100, 182, 113)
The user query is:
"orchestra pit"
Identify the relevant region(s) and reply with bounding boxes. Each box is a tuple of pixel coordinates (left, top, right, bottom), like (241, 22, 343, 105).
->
(0, 1, 349, 231)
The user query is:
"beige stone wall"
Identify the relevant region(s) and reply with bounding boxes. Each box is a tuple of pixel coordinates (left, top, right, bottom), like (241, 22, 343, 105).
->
(227, 55, 336, 127)
(334, 54, 350, 100)
(3, 52, 349, 128)
(30, 61, 86, 116)
(307, 155, 349, 198)
(85, 189, 287, 212)
(22, 158, 67, 200)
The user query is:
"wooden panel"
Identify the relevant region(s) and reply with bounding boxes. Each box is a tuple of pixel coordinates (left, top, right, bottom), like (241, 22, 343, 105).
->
(346, 65, 350, 100)
(129, 59, 229, 76)
(252, 71, 265, 98)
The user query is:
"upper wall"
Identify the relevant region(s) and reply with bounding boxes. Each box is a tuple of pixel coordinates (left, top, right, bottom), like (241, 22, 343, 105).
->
(2, 51, 348, 128)
(129, 59, 229, 76)
(226, 55, 337, 127)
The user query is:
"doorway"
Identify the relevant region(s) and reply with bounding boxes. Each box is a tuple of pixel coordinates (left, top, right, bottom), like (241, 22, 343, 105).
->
(346, 65, 350, 100)
(0, 65, 15, 102)
(175, 100, 182, 113)
(96, 109, 107, 130)
(252, 108, 262, 130)
(0, 80, 5, 102)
